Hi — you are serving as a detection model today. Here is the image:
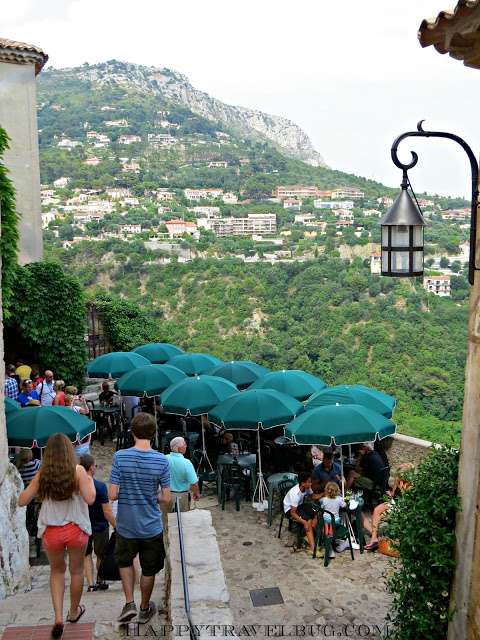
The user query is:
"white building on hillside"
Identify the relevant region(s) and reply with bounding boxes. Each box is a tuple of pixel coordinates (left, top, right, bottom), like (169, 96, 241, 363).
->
(424, 275, 451, 296)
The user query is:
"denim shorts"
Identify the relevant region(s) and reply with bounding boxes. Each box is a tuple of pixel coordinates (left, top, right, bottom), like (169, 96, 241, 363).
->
(42, 523, 89, 553)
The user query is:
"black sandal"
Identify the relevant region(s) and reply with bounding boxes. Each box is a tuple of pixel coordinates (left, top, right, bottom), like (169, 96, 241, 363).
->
(68, 604, 86, 623)
(51, 623, 64, 637)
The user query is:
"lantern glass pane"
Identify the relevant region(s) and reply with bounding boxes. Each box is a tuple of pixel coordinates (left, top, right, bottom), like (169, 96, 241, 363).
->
(413, 225, 423, 248)
(382, 226, 389, 246)
(392, 250, 411, 274)
(381, 251, 389, 272)
(391, 225, 410, 248)
(413, 251, 423, 272)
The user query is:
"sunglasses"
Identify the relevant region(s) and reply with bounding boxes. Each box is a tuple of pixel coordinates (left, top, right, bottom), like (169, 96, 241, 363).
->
(24, 379, 32, 384)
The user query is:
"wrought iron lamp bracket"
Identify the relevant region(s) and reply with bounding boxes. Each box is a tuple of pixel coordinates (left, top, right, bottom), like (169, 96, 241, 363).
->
(391, 121, 479, 284)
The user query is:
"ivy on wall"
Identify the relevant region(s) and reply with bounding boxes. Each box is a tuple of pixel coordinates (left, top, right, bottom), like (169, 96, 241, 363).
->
(5, 262, 87, 388)
(94, 294, 163, 351)
(0, 126, 21, 318)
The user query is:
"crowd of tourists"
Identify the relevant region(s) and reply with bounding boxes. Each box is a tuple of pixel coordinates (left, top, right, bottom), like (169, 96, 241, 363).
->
(16, 409, 203, 637)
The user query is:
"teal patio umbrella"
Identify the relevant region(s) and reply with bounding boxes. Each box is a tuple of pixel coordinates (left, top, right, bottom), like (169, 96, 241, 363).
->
(285, 403, 396, 499)
(306, 384, 396, 418)
(86, 352, 150, 378)
(161, 375, 239, 470)
(167, 353, 222, 376)
(131, 343, 184, 364)
(209, 389, 305, 508)
(6, 406, 96, 448)
(285, 404, 396, 445)
(204, 361, 271, 390)
(160, 375, 239, 416)
(115, 364, 187, 397)
(5, 397, 20, 414)
(249, 369, 327, 401)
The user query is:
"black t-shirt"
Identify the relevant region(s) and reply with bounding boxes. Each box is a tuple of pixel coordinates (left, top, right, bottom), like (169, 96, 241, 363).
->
(99, 390, 114, 404)
(360, 450, 384, 480)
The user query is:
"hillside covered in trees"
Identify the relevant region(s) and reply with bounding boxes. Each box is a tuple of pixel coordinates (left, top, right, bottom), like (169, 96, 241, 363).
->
(54, 243, 466, 446)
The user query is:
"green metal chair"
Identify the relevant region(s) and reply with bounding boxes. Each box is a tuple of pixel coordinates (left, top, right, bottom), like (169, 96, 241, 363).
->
(373, 465, 391, 504)
(314, 507, 354, 566)
(192, 449, 217, 494)
(114, 412, 134, 451)
(221, 462, 250, 511)
(277, 478, 304, 549)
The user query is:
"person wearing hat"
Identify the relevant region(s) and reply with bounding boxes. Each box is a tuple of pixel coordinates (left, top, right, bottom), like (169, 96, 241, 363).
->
(159, 436, 200, 531)
(16, 379, 40, 407)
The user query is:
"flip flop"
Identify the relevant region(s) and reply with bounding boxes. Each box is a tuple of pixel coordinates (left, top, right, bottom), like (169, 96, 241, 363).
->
(68, 604, 86, 623)
(364, 541, 379, 551)
(51, 623, 64, 637)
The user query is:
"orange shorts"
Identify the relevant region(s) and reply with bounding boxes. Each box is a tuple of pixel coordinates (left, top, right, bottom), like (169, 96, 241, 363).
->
(42, 523, 89, 553)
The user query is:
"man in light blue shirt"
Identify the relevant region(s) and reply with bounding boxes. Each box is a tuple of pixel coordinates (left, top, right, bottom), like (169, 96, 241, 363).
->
(160, 437, 200, 530)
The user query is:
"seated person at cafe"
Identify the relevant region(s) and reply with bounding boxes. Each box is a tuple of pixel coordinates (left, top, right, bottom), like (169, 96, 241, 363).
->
(202, 414, 233, 452)
(283, 471, 324, 558)
(311, 451, 342, 494)
(16, 379, 40, 407)
(99, 381, 118, 407)
(344, 442, 384, 491)
(362, 462, 414, 551)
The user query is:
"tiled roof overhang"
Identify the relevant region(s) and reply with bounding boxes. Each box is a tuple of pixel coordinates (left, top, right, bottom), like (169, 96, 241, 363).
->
(0, 38, 48, 75)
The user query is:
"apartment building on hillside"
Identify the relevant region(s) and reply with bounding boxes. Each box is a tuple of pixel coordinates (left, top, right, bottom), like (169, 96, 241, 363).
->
(274, 185, 318, 199)
(331, 187, 364, 199)
(199, 213, 276, 237)
(423, 275, 451, 297)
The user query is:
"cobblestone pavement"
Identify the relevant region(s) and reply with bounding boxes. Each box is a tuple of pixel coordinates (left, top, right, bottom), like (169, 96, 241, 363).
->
(1, 438, 393, 640)
(95, 439, 392, 638)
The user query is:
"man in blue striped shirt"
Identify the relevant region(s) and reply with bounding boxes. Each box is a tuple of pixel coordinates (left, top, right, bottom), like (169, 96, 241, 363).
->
(109, 413, 170, 625)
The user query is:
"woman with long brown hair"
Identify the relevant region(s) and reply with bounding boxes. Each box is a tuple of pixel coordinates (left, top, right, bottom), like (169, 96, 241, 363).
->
(19, 433, 96, 637)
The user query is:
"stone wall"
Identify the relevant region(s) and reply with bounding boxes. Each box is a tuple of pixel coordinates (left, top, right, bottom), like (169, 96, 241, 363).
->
(166, 509, 238, 640)
(0, 60, 43, 264)
(381, 432, 435, 475)
(0, 467, 30, 598)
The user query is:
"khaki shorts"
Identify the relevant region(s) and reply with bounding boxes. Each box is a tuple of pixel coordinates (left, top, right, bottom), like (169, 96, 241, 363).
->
(354, 476, 374, 490)
(86, 527, 109, 558)
(114, 531, 165, 577)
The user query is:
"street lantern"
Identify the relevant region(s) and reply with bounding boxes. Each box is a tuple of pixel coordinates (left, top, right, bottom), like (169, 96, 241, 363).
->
(381, 121, 479, 284)
(381, 170, 426, 277)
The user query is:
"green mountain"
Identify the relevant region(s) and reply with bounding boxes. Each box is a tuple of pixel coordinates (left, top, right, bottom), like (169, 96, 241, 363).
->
(36, 60, 401, 199)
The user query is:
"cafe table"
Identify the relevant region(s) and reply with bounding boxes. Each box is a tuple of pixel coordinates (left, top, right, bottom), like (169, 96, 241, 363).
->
(216, 453, 257, 503)
(344, 495, 364, 553)
(90, 404, 122, 444)
(266, 472, 298, 526)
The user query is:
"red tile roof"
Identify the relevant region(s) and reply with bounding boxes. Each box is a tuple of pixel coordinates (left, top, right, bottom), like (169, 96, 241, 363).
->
(0, 38, 48, 75)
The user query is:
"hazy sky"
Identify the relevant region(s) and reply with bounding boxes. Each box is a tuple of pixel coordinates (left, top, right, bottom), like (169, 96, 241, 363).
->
(4, 0, 479, 198)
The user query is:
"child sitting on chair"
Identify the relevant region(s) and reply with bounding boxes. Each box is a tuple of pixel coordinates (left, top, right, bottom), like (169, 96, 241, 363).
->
(320, 482, 346, 534)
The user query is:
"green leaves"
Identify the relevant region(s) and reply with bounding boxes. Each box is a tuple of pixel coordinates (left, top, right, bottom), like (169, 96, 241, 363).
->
(384, 447, 460, 639)
(5, 262, 87, 388)
(0, 127, 21, 319)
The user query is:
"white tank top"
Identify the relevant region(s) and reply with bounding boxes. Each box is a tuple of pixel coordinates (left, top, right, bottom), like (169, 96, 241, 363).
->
(37, 478, 92, 537)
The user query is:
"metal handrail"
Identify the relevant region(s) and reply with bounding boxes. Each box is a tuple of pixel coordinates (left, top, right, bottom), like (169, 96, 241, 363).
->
(175, 498, 199, 640)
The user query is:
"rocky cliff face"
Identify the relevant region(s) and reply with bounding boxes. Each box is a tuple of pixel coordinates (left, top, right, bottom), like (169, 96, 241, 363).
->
(158, 70, 328, 167)
(64, 61, 328, 168)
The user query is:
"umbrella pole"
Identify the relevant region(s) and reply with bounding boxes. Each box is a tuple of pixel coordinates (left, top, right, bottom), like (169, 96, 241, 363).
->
(199, 422, 213, 472)
(154, 401, 159, 450)
(252, 428, 268, 510)
(341, 454, 345, 499)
